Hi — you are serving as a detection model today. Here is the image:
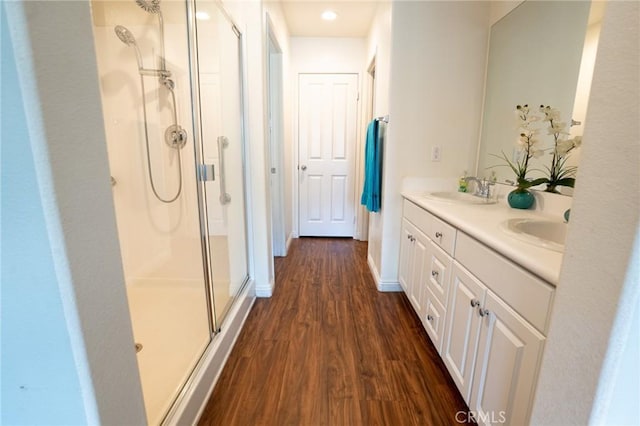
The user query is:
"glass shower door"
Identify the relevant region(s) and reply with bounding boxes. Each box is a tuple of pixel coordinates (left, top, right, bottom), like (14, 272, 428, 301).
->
(193, 0, 249, 329)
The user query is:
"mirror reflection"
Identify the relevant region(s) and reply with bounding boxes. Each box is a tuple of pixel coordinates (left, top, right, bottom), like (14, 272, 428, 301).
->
(476, 0, 604, 195)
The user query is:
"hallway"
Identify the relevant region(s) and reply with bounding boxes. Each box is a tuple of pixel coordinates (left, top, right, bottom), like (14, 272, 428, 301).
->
(198, 238, 472, 425)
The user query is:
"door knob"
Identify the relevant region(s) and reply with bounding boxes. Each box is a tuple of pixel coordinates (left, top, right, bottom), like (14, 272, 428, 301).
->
(300, 165, 307, 171)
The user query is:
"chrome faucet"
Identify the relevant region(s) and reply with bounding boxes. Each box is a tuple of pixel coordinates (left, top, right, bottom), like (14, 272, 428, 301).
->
(464, 176, 495, 199)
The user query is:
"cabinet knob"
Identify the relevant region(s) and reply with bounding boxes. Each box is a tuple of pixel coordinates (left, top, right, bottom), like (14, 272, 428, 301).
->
(427, 315, 434, 321)
(435, 231, 443, 238)
(411, 236, 416, 242)
(478, 307, 490, 317)
(470, 299, 480, 308)
(407, 234, 411, 240)
(431, 270, 439, 278)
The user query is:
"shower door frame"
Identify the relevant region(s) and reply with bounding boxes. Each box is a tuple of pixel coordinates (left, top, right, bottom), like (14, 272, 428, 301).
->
(187, 0, 251, 334)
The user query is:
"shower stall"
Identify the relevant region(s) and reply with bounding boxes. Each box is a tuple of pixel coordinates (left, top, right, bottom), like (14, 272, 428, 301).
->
(90, 0, 249, 423)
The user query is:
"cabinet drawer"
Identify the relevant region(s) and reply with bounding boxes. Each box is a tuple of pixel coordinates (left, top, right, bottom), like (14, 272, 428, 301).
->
(403, 199, 431, 235)
(455, 232, 554, 334)
(403, 199, 456, 256)
(424, 287, 447, 354)
(430, 215, 456, 256)
(426, 241, 452, 308)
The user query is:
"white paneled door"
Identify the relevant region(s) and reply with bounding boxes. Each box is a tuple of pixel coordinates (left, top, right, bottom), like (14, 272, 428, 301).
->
(298, 73, 358, 236)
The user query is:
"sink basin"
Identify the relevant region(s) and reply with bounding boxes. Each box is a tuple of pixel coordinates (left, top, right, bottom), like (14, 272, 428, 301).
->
(424, 191, 498, 205)
(500, 218, 567, 252)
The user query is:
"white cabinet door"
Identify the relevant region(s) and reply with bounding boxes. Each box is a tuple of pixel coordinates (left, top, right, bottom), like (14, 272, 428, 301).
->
(443, 262, 487, 402)
(409, 229, 429, 318)
(399, 219, 415, 293)
(424, 287, 447, 353)
(469, 290, 545, 426)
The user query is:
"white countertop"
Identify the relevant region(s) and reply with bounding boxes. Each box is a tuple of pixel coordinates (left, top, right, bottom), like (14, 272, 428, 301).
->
(402, 191, 565, 286)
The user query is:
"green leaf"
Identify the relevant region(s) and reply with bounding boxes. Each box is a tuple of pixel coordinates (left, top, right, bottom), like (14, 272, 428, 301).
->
(528, 178, 549, 187)
(555, 177, 576, 188)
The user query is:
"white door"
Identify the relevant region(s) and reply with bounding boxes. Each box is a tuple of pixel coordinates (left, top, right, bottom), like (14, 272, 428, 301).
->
(298, 73, 358, 237)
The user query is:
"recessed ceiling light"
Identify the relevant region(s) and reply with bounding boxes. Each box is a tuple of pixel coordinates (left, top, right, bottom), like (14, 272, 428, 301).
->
(321, 10, 337, 21)
(195, 11, 210, 21)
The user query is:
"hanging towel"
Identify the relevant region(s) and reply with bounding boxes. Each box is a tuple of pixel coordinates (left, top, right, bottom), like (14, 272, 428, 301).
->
(361, 119, 382, 212)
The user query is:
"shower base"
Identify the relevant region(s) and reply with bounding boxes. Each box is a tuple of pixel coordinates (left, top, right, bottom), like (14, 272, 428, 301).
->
(126, 279, 210, 425)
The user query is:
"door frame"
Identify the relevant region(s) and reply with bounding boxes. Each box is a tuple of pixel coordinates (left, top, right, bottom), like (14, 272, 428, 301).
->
(354, 56, 376, 241)
(294, 72, 361, 237)
(266, 16, 286, 256)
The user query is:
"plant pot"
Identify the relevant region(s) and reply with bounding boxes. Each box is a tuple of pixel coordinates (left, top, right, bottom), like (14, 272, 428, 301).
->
(508, 189, 535, 209)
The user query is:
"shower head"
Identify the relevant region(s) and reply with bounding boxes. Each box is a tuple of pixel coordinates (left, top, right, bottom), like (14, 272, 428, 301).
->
(114, 25, 144, 70)
(114, 25, 137, 47)
(136, 0, 161, 14)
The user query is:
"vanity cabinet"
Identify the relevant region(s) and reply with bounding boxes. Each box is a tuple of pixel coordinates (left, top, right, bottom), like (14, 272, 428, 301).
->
(399, 199, 554, 425)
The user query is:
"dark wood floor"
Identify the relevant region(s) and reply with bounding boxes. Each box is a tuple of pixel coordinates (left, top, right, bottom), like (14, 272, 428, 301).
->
(198, 237, 472, 425)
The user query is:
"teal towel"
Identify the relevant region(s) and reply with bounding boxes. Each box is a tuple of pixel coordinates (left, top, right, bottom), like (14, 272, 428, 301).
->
(361, 119, 382, 212)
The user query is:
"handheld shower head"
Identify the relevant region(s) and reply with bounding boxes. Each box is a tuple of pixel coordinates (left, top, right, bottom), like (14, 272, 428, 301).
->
(114, 25, 143, 70)
(136, 0, 161, 14)
(114, 25, 137, 47)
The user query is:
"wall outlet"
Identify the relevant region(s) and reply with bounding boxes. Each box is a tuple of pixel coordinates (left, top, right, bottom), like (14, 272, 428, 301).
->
(431, 145, 441, 162)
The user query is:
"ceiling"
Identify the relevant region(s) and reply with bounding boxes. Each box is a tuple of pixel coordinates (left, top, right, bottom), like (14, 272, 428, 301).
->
(279, 1, 379, 37)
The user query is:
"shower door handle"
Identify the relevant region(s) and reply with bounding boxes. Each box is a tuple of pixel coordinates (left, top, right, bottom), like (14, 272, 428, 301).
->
(217, 136, 231, 205)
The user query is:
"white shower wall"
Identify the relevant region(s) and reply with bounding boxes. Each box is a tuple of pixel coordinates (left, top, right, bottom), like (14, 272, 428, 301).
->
(91, 0, 206, 283)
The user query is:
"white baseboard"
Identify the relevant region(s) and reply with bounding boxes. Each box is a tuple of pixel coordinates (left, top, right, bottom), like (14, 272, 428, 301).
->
(164, 280, 256, 425)
(367, 254, 402, 292)
(255, 277, 274, 298)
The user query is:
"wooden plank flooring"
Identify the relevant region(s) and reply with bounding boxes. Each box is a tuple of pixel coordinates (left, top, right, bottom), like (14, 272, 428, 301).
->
(198, 237, 473, 425)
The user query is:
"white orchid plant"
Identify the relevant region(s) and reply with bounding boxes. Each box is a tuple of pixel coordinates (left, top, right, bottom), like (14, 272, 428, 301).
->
(491, 104, 547, 192)
(538, 105, 582, 192)
(492, 104, 582, 193)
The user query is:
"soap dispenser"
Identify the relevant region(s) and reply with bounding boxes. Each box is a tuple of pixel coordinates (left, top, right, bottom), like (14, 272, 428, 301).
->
(458, 171, 468, 193)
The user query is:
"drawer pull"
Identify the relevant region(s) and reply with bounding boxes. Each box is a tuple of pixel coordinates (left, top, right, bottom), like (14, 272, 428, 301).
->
(427, 315, 434, 321)
(470, 299, 480, 308)
(435, 231, 443, 238)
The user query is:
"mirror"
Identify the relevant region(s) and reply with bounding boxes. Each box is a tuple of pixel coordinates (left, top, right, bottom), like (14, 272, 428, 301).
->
(476, 0, 604, 195)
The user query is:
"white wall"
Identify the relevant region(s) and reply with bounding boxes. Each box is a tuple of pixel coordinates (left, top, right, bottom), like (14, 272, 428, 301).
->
(2, 1, 146, 423)
(290, 37, 366, 73)
(530, 1, 640, 423)
(489, 0, 523, 26)
(264, 1, 294, 251)
(369, 1, 491, 286)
